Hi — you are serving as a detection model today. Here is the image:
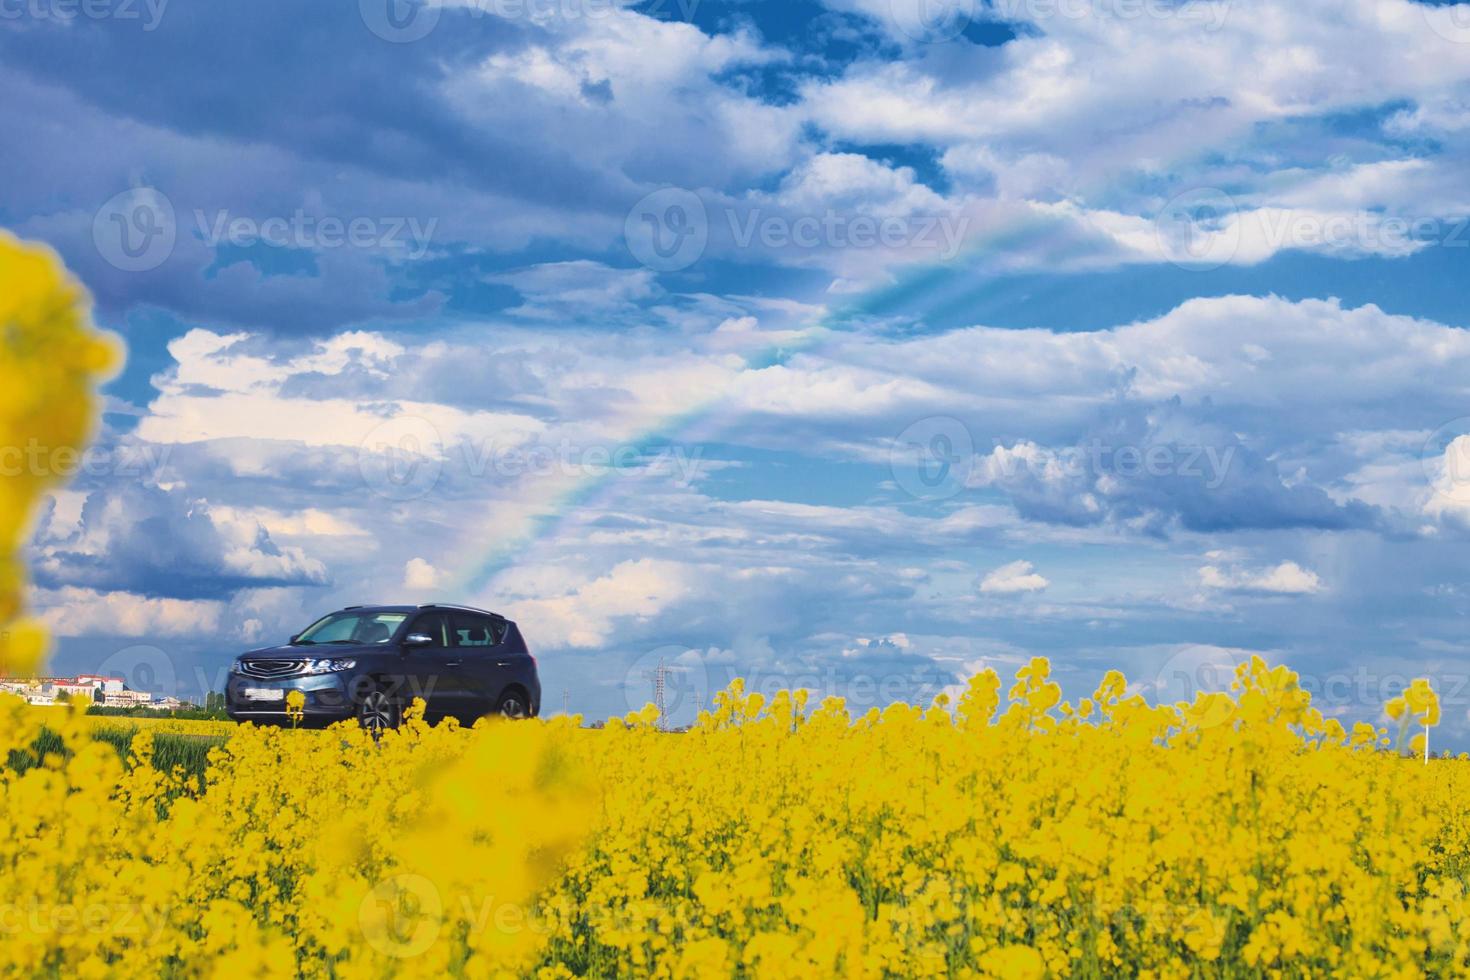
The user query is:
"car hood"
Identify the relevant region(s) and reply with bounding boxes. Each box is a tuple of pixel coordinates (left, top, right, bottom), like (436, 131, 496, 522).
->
(240, 644, 385, 659)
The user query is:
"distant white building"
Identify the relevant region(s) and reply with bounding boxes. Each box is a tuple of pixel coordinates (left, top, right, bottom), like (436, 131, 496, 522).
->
(8, 686, 55, 706)
(75, 675, 125, 694)
(49, 680, 98, 703)
(103, 689, 152, 708)
(1, 674, 151, 708)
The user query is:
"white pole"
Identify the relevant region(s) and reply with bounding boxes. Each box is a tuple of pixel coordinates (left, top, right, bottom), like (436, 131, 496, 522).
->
(1424, 724, 1430, 765)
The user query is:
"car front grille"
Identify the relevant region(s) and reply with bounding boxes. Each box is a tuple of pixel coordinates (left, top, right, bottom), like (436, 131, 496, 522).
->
(241, 659, 307, 678)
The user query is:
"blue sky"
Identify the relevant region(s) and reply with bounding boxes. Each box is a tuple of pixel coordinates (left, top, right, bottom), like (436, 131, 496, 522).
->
(9, 0, 1470, 739)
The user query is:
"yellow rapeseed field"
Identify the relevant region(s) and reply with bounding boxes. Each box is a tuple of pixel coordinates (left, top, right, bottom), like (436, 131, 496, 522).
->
(2, 655, 1467, 978)
(80, 714, 240, 739)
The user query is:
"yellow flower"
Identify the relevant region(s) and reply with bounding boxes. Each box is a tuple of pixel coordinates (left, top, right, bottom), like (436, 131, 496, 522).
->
(1405, 678, 1441, 727)
(980, 945, 1045, 979)
(1385, 696, 1407, 722)
(0, 233, 119, 675)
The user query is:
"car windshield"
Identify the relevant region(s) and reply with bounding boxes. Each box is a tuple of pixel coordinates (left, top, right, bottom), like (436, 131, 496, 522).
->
(294, 611, 407, 645)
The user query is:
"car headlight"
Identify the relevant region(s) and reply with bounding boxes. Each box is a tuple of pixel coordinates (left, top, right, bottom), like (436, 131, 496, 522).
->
(229, 660, 244, 675)
(304, 659, 357, 675)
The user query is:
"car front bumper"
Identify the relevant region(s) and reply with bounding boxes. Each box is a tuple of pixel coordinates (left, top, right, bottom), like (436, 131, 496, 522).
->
(225, 672, 355, 725)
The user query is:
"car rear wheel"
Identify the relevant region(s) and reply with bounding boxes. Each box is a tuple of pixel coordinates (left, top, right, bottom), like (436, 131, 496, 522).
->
(358, 689, 400, 736)
(496, 690, 530, 719)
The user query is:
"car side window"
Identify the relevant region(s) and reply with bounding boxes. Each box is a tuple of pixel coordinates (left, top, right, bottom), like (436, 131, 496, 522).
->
(407, 612, 449, 647)
(450, 612, 502, 649)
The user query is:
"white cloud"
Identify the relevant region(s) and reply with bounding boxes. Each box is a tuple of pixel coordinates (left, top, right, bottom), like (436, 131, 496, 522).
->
(979, 560, 1049, 595)
(795, 0, 1470, 275)
(34, 587, 225, 638)
(139, 329, 549, 451)
(207, 506, 368, 539)
(1422, 434, 1470, 526)
(444, 8, 802, 191)
(500, 558, 697, 648)
(32, 484, 328, 600)
(403, 558, 442, 591)
(1198, 560, 1323, 596)
(488, 261, 659, 320)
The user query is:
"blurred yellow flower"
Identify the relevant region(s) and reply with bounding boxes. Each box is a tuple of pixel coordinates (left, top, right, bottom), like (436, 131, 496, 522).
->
(0, 232, 119, 675)
(285, 690, 306, 725)
(1406, 678, 1441, 727)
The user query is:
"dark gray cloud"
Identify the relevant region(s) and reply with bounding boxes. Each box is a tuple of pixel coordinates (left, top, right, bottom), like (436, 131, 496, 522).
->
(975, 402, 1382, 536)
(32, 484, 329, 600)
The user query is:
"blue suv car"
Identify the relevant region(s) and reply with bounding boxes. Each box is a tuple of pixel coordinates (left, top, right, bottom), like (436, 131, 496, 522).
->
(226, 604, 540, 733)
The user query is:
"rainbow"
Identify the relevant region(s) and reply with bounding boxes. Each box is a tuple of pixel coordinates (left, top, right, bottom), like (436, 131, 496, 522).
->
(451, 204, 1098, 596)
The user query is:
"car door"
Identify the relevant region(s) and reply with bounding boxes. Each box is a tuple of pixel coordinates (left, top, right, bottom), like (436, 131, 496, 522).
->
(447, 610, 506, 719)
(401, 611, 467, 722)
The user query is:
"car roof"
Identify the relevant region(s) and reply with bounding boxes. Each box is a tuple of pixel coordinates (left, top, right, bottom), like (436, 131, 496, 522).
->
(339, 603, 508, 620)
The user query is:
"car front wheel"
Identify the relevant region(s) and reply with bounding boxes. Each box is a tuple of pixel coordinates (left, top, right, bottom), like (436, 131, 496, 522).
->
(358, 689, 400, 736)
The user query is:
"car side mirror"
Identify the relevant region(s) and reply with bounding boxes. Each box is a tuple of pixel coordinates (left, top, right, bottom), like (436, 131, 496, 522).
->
(289, 633, 301, 644)
(403, 633, 434, 648)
